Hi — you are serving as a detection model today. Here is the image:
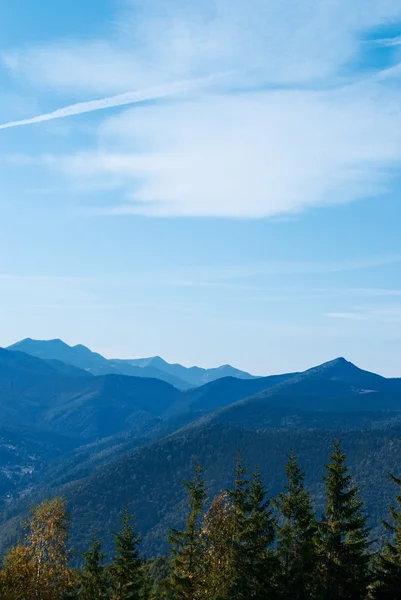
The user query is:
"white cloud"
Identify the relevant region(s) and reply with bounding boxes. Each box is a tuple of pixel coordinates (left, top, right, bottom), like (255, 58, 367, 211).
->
(4, 0, 401, 93)
(39, 80, 401, 218)
(375, 35, 401, 47)
(2, 0, 401, 218)
(326, 307, 401, 323)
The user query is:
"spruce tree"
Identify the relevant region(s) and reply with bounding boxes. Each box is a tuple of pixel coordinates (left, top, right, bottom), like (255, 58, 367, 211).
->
(139, 562, 155, 600)
(79, 537, 109, 600)
(166, 463, 207, 600)
(320, 440, 371, 600)
(273, 451, 320, 600)
(110, 507, 143, 600)
(205, 456, 277, 600)
(224, 452, 252, 600)
(373, 472, 401, 599)
(243, 468, 278, 600)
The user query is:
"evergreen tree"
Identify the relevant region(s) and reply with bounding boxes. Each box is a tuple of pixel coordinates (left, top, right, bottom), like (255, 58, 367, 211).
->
(110, 507, 143, 600)
(203, 456, 277, 600)
(79, 537, 109, 600)
(201, 492, 235, 600)
(139, 562, 155, 600)
(273, 451, 320, 600)
(225, 452, 252, 600)
(166, 464, 207, 600)
(373, 472, 401, 599)
(243, 468, 278, 600)
(320, 440, 371, 600)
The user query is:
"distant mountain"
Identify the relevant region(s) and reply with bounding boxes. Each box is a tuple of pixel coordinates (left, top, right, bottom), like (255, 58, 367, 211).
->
(7, 338, 111, 373)
(166, 373, 297, 417)
(0, 348, 180, 439)
(7, 339, 257, 389)
(7, 338, 109, 375)
(2, 348, 400, 440)
(194, 358, 401, 430)
(117, 355, 257, 386)
(1, 346, 401, 560)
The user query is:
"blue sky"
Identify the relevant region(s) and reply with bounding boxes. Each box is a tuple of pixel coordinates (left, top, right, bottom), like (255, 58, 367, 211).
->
(1, 0, 401, 376)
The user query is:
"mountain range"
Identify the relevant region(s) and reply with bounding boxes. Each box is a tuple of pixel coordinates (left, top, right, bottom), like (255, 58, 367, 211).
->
(7, 338, 257, 389)
(0, 339, 400, 558)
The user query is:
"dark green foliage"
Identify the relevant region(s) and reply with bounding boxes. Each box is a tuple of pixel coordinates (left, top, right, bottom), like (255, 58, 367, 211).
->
(78, 537, 109, 600)
(274, 451, 320, 600)
(166, 464, 207, 599)
(204, 456, 277, 600)
(239, 467, 278, 599)
(373, 471, 401, 599)
(320, 441, 371, 600)
(6, 448, 401, 599)
(110, 508, 143, 600)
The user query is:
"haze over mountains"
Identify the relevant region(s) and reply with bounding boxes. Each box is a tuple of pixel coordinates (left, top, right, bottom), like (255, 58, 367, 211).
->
(7, 338, 257, 389)
(0, 338, 400, 558)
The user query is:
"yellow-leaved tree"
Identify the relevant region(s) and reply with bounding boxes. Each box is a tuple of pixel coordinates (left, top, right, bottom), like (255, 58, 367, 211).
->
(0, 497, 73, 600)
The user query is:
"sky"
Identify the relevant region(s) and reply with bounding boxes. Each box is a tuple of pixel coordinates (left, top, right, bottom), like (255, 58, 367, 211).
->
(0, 0, 401, 376)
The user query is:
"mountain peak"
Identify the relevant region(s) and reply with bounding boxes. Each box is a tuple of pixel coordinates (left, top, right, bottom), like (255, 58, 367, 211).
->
(324, 357, 353, 367)
(9, 337, 70, 350)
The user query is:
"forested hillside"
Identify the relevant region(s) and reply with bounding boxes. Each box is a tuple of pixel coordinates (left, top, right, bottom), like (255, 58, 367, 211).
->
(1, 443, 401, 599)
(1, 345, 401, 580)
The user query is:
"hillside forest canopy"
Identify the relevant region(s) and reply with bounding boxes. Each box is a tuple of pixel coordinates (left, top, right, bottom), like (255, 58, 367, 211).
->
(1, 442, 401, 600)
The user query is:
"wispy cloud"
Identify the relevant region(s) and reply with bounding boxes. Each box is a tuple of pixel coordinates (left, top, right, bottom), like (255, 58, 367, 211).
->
(0, 75, 224, 130)
(374, 35, 401, 47)
(25, 80, 401, 219)
(1, 255, 399, 294)
(326, 307, 401, 323)
(325, 312, 371, 321)
(2, 0, 401, 218)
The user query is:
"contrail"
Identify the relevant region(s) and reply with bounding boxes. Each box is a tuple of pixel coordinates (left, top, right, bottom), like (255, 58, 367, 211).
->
(0, 75, 222, 130)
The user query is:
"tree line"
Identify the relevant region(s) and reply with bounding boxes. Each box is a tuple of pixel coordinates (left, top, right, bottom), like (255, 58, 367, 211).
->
(0, 440, 401, 599)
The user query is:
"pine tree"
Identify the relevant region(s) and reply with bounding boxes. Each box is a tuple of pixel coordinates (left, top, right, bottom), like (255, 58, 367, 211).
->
(138, 562, 154, 600)
(166, 464, 207, 600)
(373, 472, 401, 599)
(202, 456, 277, 600)
(243, 468, 278, 600)
(273, 451, 320, 600)
(110, 507, 143, 600)
(79, 537, 109, 600)
(224, 452, 252, 600)
(320, 440, 371, 600)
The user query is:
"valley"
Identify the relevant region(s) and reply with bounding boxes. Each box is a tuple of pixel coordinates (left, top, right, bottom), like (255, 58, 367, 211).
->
(0, 339, 401, 559)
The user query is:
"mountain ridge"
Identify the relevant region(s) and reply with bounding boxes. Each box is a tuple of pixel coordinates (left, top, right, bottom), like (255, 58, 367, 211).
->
(0, 345, 400, 557)
(7, 338, 257, 389)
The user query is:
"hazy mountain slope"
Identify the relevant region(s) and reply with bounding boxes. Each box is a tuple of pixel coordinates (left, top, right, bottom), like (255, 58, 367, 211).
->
(7, 338, 113, 373)
(0, 347, 90, 381)
(0, 424, 76, 507)
(40, 375, 180, 438)
(0, 354, 400, 558)
(0, 348, 95, 425)
(8, 339, 257, 388)
(220, 357, 400, 407)
(166, 373, 297, 416)
(0, 348, 181, 439)
(120, 355, 257, 386)
(107, 360, 192, 389)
